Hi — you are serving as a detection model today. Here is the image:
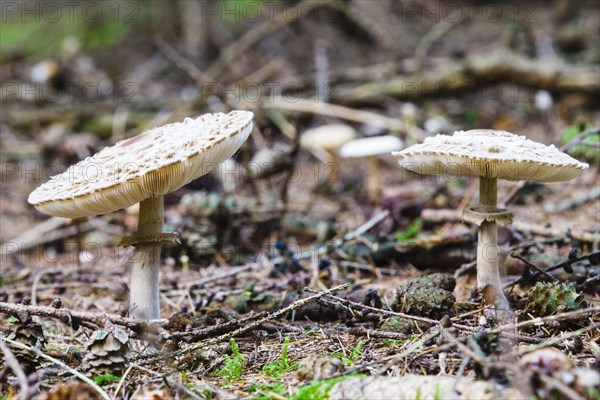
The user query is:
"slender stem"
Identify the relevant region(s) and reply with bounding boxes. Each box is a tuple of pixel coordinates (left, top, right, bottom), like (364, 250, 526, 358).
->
(367, 156, 380, 202)
(477, 176, 509, 313)
(479, 176, 497, 212)
(330, 153, 339, 183)
(129, 195, 164, 320)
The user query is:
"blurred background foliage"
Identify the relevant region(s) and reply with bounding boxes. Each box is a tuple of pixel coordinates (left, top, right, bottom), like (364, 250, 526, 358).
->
(1, 1, 151, 59)
(0, 0, 265, 60)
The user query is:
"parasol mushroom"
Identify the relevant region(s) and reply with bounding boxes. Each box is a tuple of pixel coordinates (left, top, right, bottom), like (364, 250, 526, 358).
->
(392, 129, 588, 314)
(28, 111, 254, 320)
(339, 135, 403, 201)
(300, 124, 356, 181)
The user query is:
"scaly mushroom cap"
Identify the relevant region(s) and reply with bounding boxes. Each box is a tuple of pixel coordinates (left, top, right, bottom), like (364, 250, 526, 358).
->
(29, 111, 254, 218)
(339, 135, 404, 158)
(392, 129, 588, 182)
(300, 124, 357, 152)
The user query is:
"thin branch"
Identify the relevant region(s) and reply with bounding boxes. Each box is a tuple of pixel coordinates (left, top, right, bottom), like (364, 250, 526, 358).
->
(516, 324, 598, 356)
(0, 301, 167, 338)
(203, 0, 333, 81)
(510, 253, 558, 282)
(505, 250, 600, 289)
(260, 98, 426, 140)
(155, 36, 209, 83)
(210, 283, 349, 343)
(413, 18, 466, 70)
(271, 209, 391, 265)
(333, 49, 600, 103)
(3, 336, 111, 400)
(560, 127, 600, 153)
(305, 287, 473, 331)
(492, 306, 600, 333)
(538, 374, 585, 400)
(0, 338, 29, 400)
(140, 283, 350, 364)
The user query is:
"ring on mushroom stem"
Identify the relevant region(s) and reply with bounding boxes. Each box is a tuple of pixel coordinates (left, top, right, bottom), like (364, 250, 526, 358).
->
(392, 129, 588, 317)
(28, 111, 254, 320)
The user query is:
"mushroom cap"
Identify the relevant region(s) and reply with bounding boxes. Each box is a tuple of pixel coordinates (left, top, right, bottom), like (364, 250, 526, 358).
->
(392, 129, 588, 182)
(300, 124, 356, 152)
(339, 135, 404, 158)
(28, 111, 254, 218)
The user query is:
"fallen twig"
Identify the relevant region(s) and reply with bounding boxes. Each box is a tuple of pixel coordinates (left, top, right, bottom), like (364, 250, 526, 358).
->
(260, 98, 426, 140)
(516, 323, 599, 356)
(167, 311, 268, 341)
(510, 253, 559, 282)
(420, 208, 600, 243)
(202, 0, 331, 81)
(271, 209, 391, 265)
(505, 250, 600, 289)
(2, 336, 111, 400)
(334, 49, 600, 103)
(348, 326, 407, 340)
(560, 127, 600, 153)
(0, 301, 167, 338)
(304, 287, 473, 332)
(413, 18, 466, 70)
(141, 283, 350, 364)
(538, 374, 585, 400)
(210, 283, 349, 343)
(0, 339, 29, 400)
(375, 329, 441, 374)
(183, 264, 255, 290)
(492, 306, 600, 333)
(155, 36, 209, 83)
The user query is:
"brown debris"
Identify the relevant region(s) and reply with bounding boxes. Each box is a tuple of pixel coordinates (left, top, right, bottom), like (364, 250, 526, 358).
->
(81, 320, 130, 374)
(42, 381, 102, 400)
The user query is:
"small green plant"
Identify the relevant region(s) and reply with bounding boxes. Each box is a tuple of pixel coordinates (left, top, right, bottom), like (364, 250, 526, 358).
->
(293, 375, 364, 400)
(181, 370, 191, 386)
(434, 382, 443, 400)
(331, 340, 365, 366)
(347, 340, 364, 365)
(262, 337, 298, 378)
(394, 218, 422, 242)
(248, 382, 287, 400)
(93, 372, 121, 386)
(561, 123, 599, 165)
(212, 339, 246, 384)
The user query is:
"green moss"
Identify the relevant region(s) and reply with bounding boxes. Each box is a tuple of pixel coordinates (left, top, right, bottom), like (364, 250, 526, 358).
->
(93, 372, 121, 386)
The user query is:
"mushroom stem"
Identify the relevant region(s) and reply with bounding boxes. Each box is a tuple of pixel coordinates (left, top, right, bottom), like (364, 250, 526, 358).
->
(479, 176, 497, 212)
(129, 195, 164, 320)
(367, 156, 380, 202)
(328, 152, 340, 183)
(477, 176, 509, 313)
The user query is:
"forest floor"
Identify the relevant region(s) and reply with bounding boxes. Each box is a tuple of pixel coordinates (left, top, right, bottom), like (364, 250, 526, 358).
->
(1, 1, 599, 399)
